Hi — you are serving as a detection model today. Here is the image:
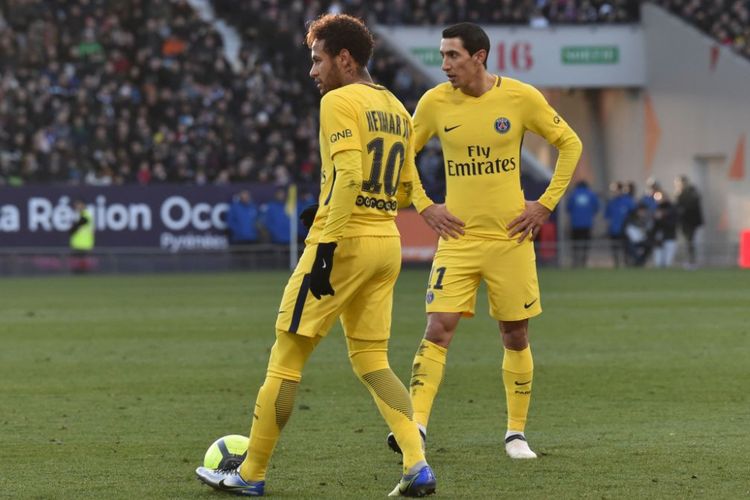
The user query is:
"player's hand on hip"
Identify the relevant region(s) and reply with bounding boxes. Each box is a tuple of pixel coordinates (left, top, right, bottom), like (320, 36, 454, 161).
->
(420, 204, 465, 240)
(309, 242, 337, 299)
(508, 201, 551, 243)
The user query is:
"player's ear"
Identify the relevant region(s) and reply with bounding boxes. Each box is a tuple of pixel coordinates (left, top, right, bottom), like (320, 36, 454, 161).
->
(473, 49, 487, 67)
(338, 49, 355, 73)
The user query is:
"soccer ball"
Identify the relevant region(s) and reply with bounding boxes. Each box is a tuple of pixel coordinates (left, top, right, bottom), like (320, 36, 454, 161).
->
(203, 434, 249, 470)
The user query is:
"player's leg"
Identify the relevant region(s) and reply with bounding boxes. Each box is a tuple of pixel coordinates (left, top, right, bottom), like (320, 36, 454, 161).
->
(347, 336, 426, 469)
(387, 311, 457, 456)
(483, 239, 540, 459)
(410, 311, 460, 430)
(197, 244, 342, 494)
(195, 330, 321, 495)
(239, 330, 322, 482)
(388, 241, 480, 456)
(340, 238, 425, 470)
(240, 242, 347, 481)
(418, 241, 480, 430)
(499, 319, 536, 458)
(340, 237, 435, 496)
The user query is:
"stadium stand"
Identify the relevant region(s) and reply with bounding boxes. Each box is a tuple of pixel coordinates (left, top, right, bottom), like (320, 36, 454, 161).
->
(0, 0, 270, 186)
(12, 0, 748, 189)
(1, 0, 648, 186)
(653, 0, 750, 59)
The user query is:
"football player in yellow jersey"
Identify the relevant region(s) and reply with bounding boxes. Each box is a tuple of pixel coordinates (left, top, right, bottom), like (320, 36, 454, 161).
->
(196, 14, 464, 497)
(387, 23, 582, 460)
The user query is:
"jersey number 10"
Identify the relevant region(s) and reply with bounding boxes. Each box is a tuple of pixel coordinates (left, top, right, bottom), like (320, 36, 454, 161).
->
(362, 138, 405, 197)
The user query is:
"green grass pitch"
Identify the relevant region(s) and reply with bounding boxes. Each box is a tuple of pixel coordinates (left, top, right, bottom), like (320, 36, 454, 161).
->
(2, 269, 749, 498)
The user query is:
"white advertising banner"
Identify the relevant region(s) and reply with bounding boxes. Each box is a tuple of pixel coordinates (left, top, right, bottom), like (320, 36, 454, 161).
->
(377, 25, 646, 88)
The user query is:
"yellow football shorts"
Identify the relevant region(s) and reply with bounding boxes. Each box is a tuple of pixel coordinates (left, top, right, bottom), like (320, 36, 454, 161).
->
(276, 236, 401, 340)
(425, 238, 542, 321)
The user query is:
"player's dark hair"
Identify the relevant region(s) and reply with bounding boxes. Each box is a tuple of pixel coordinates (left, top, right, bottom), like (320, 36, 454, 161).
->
(442, 22, 490, 68)
(305, 14, 374, 68)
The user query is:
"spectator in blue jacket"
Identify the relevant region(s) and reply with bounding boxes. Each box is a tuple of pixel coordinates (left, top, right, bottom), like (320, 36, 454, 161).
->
(260, 188, 291, 245)
(566, 180, 600, 267)
(604, 181, 636, 268)
(227, 190, 260, 245)
(638, 178, 661, 213)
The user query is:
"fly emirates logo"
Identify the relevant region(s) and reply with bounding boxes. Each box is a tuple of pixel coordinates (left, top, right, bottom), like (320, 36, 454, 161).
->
(446, 145, 517, 177)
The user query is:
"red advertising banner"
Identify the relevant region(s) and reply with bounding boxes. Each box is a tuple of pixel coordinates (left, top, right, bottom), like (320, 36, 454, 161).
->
(396, 209, 438, 262)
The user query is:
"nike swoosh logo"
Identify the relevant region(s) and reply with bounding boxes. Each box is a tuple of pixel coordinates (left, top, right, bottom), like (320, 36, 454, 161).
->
(515, 380, 531, 386)
(523, 299, 537, 309)
(443, 124, 461, 132)
(218, 479, 243, 491)
(321, 260, 327, 269)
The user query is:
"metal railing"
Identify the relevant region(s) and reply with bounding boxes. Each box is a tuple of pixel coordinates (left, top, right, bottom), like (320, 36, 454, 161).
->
(0, 239, 741, 276)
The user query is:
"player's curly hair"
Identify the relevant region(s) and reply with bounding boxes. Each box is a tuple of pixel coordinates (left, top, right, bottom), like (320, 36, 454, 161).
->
(305, 14, 374, 68)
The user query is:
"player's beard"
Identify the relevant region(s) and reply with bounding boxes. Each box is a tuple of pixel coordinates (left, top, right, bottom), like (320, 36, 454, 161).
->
(320, 63, 345, 95)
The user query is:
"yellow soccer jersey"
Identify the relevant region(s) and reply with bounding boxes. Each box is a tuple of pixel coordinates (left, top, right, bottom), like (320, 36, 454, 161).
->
(413, 76, 580, 240)
(307, 83, 432, 244)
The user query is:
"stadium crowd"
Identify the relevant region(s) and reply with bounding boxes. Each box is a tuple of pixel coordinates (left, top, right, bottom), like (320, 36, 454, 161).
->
(3, 0, 744, 188)
(654, 0, 750, 59)
(0, 0, 250, 186)
(1, 0, 644, 187)
(325, 0, 639, 25)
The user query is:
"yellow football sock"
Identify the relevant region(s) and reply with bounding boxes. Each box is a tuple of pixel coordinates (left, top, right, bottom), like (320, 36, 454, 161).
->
(240, 330, 319, 482)
(502, 345, 534, 433)
(410, 339, 447, 429)
(347, 337, 425, 473)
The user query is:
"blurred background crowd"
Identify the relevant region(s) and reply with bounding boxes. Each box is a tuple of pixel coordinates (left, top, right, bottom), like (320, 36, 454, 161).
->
(0, 0, 736, 266)
(1, 1, 745, 188)
(0, 0, 644, 190)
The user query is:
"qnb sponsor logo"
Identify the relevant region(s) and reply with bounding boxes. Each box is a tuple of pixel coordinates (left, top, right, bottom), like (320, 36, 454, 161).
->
(329, 129, 353, 143)
(355, 195, 398, 212)
(446, 156, 517, 177)
(160, 196, 228, 231)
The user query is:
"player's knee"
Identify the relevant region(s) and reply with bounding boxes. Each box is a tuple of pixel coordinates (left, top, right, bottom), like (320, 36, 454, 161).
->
(425, 313, 459, 347)
(500, 320, 529, 350)
(267, 365, 303, 382)
(347, 339, 390, 377)
(266, 330, 318, 381)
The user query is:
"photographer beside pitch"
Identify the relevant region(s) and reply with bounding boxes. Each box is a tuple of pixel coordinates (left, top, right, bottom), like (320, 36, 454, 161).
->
(196, 14, 463, 497)
(387, 23, 582, 460)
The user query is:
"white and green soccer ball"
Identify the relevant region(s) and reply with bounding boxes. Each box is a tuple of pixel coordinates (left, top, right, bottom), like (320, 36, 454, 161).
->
(203, 434, 249, 470)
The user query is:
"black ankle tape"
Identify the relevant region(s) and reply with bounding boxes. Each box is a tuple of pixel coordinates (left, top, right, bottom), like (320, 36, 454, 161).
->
(505, 434, 526, 443)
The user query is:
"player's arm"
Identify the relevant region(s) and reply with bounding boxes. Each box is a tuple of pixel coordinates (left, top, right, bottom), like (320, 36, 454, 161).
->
(309, 93, 362, 299)
(509, 85, 582, 242)
(317, 93, 363, 243)
(411, 91, 435, 155)
(319, 149, 362, 243)
(399, 133, 464, 240)
(396, 92, 435, 208)
(397, 111, 433, 212)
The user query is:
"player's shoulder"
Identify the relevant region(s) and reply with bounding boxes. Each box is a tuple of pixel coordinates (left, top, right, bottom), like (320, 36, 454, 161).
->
(324, 83, 396, 110)
(424, 81, 455, 100)
(321, 85, 355, 106)
(499, 76, 534, 93)
(500, 76, 545, 100)
(415, 82, 454, 111)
